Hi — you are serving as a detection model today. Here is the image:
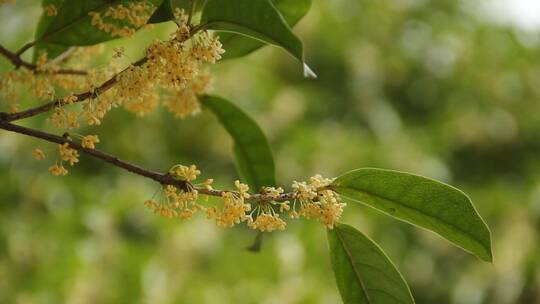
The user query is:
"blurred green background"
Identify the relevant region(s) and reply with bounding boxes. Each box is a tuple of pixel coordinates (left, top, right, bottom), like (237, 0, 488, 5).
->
(2, 0, 540, 303)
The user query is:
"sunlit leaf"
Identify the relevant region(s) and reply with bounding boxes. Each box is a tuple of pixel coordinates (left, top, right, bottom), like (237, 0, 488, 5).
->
(200, 0, 315, 77)
(328, 223, 415, 304)
(331, 168, 493, 262)
(34, 0, 162, 60)
(219, 0, 312, 60)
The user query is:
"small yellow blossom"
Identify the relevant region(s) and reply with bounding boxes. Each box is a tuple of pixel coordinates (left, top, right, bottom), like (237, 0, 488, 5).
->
(48, 164, 68, 176)
(263, 186, 284, 199)
(58, 143, 79, 165)
(32, 149, 46, 160)
(235, 180, 250, 199)
(81, 135, 100, 149)
(202, 178, 214, 190)
(112, 47, 125, 58)
(248, 213, 286, 232)
(44, 4, 57, 16)
(215, 191, 251, 227)
(61, 94, 78, 105)
(173, 164, 200, 182)
(164, 185, 177, 198)
(89, 2, 154, 38)
(144, 199, 159, 210)
(191, 31, 226, 64)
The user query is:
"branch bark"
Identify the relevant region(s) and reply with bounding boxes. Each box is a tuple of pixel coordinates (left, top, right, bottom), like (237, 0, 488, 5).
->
(1, 57, 148, 122)
(0, 120, 296, 204)
(0, 44, 87, 75)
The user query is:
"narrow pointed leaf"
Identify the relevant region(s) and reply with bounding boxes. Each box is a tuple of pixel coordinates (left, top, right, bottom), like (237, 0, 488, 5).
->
(331, 168, 493, 262)
(219, 0, 312, 60)
(200, 0, 314, 76)
(203, 95, 276, 190)
(328, 223, 415, 304)
(34, 0, 162, 60)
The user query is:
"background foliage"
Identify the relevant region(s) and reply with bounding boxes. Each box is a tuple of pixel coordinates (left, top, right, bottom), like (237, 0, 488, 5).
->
(1, 0, 539, 303)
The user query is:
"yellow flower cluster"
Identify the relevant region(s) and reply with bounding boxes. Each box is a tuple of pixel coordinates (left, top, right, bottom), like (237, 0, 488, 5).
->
(172, 164, 201, 182)
(290, 175, 346, 228)
(44, 4, 57, 16)
(144, 165, 206, 219)
(144, 168, 346, 232)
(48, 107, 80, 129)
(59, 143, 79, 165)
(112, 10, 223, 118)
(0, 71, 18, 111)
(89, 1, 155, 38)
(191, 32, 226, 64)
(81, 135, 100, 149)
(32, 135, 99, 176)
(49, 164, 68, 176)
(47, 143, 79, 176)
(1, 46, 108, 115)
(248, 213, 286, 232)
(2, 7, 221, 129)
(166, 70, 213, 119)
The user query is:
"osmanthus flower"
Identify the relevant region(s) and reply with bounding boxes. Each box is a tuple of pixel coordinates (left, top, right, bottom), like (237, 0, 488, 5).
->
(10, 6, 226, 177)
(81, 135, 100, 149)
(89, 1, 155, 38)
(58, 143, 79, 166)
(32, 149, 46, 160)
(247, 213, 286, 232)
(215, 191, 252, 227)
(112, 47, 125, 59)
(172, 164, 201, 182)
(142, 167, 346, 232)
(48, 164, 68, 176)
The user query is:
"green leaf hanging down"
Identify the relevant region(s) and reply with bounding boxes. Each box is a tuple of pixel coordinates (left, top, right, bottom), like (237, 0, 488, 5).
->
(199, 0, 316, 78)
(328, 224, 415, 304)
(218, 0, 311, 60)
(33, 0, 163, 60)
(202, 95, 276, 190)
(331, 168, 493, 262)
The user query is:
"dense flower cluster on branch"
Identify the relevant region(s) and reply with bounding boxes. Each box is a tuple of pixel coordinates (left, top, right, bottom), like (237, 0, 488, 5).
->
(0, 3, 347, 233)
(144, 167, 346, 232)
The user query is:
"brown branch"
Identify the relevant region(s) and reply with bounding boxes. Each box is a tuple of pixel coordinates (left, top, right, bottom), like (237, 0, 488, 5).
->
(0, 44, 87, 75)
(0, 120, 296, 204)
(15, 41, 35, 56)
(2, 57, 148, 122)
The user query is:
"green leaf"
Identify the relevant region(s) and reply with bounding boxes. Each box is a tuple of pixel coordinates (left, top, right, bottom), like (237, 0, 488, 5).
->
(203, 95, 276, 190)
(331, 168, 493, 262)
(148, 0, 174, 23)
(328, 224, 415, 304)
(200, 0, 315, 77)
(219, 0, 311, 60)
(148, 0, 204, 23)
(34, 0, 162, 60)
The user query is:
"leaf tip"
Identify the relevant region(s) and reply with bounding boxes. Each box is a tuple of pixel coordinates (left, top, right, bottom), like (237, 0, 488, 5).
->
(303, 63, 317, 78)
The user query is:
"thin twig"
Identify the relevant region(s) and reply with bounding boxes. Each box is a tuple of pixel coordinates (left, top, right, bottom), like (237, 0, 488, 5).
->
(15, 41, 35, 56)
(1, 44, 87, 75)
(0, 120, 297, 204)
(1, 57, 148, 122)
